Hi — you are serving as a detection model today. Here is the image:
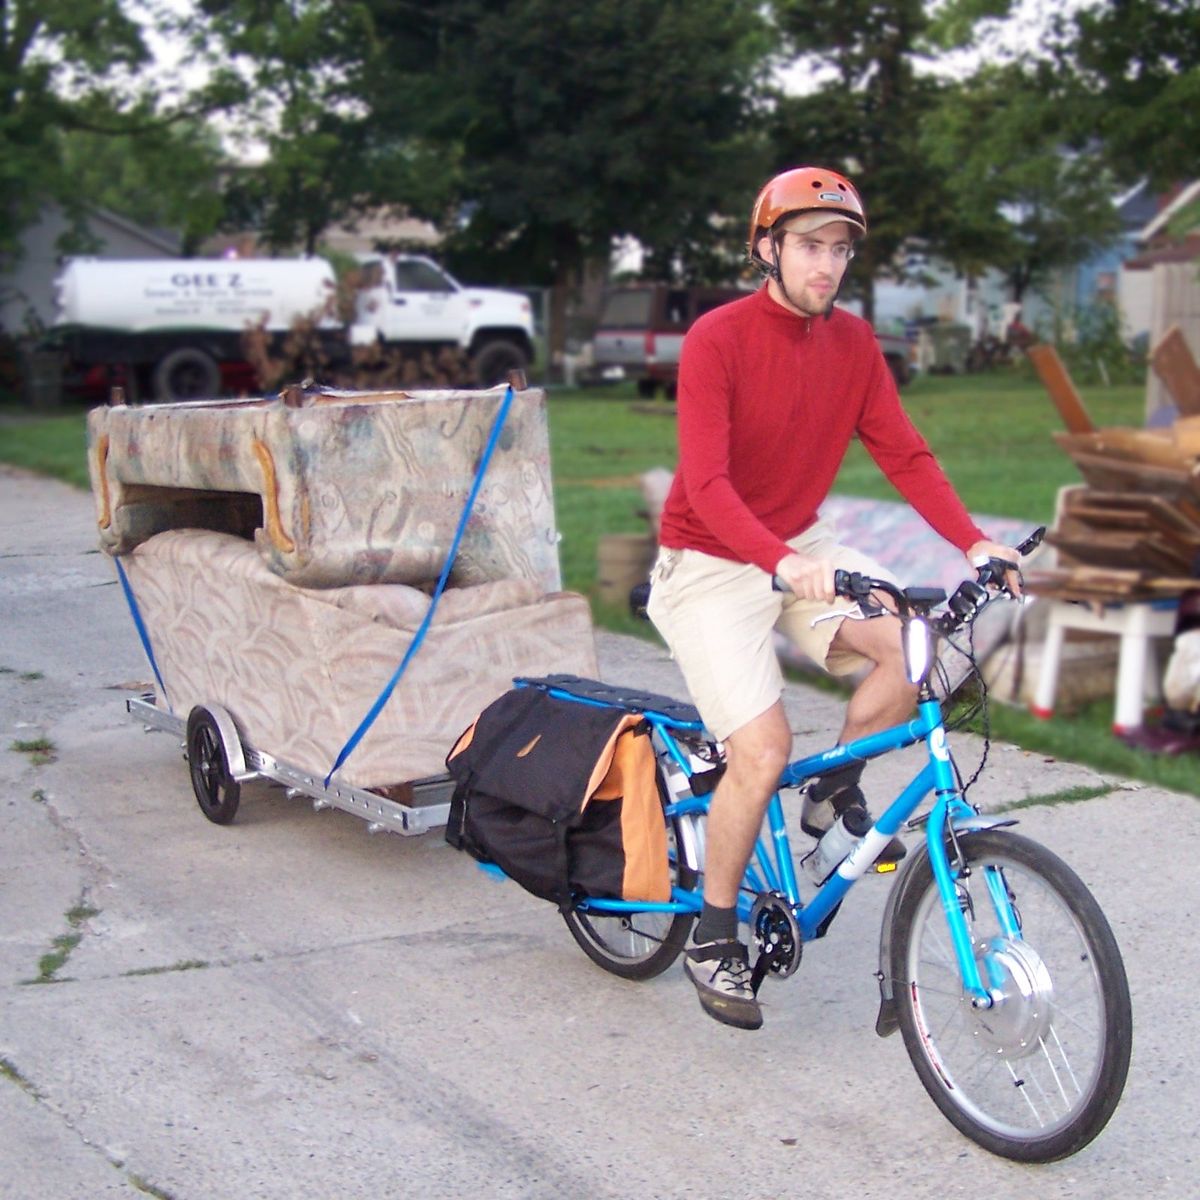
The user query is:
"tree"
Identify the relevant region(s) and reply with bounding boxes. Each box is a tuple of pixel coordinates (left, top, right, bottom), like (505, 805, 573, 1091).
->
(180, 1, 393, 254)
(57, 122, 228, 255)
(361, 0, 771, 288)
(920, 64, 1123, 303)
(0, 1, 162, 268)
(1054, 0, 1200, 188)
(767, 0, 976, 323)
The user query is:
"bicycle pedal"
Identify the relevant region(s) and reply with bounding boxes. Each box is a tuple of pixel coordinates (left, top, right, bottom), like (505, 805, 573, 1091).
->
(869, 860, 900, 875)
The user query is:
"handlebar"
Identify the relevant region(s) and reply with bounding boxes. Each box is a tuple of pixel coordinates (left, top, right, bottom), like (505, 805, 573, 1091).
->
(775, 526, 1045, 637)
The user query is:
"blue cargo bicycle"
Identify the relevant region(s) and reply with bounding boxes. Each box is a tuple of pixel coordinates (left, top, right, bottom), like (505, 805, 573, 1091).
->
(523, 533, 1131, 1163)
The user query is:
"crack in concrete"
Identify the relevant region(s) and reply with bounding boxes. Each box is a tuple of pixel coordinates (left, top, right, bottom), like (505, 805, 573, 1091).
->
(11, 924, 539, 989)
(1, 1051, 178, 1197)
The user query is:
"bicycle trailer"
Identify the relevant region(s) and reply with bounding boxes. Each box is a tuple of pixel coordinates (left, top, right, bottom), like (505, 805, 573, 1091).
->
(89, 382, 597, 836)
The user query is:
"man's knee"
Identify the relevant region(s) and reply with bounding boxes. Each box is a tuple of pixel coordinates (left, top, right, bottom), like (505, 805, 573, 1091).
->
(726, 714, 791, 786)
(834, 613, 906, 672)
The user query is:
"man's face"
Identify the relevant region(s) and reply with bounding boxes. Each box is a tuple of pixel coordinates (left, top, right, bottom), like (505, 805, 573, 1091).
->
(758, 219, 855, 317)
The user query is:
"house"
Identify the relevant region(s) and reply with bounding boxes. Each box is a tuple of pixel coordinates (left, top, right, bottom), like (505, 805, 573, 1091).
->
(0, 204, 181, 336)
(1115, 180, 1200, 419)
(1119, 180, 1200, 346)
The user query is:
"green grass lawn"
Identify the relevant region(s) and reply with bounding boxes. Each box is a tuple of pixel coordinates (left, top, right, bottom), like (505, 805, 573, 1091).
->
(0, 407, 93, 489)
(4, 374, 1196, 795)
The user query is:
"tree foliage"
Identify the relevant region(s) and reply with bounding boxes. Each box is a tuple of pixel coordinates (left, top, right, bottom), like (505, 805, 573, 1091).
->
(1055, 0, 1200, 188)
(920, 64, 1122, 301)
(57, 122, 228, 255)
(3, 0, 1192, 336)
(359, 0, 771, 287)
(181, 1, 393, 254)
(0, 1, 159, 265)
(769, 0, 976, 321)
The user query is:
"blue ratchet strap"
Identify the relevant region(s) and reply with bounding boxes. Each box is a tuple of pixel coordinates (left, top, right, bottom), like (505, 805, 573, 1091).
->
(323, 384, 516, 787)
(113, 555, 173, 713)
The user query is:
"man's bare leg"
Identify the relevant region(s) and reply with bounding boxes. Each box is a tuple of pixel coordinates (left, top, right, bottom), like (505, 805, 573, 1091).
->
(831, 612, 918, 743)
(701, 700, 792, 908)
(801, 612, 917, 854)
(682, 700, 791, 1031)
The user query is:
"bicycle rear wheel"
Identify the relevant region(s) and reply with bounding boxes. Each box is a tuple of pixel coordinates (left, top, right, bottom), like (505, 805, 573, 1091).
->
(562, 810, 698, 980)
(892, 829, 1131, 1162)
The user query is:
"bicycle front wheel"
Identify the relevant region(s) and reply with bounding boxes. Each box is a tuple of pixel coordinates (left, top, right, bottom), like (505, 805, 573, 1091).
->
(562, 810, 698, 980)
(892, 829, 1131, 1162)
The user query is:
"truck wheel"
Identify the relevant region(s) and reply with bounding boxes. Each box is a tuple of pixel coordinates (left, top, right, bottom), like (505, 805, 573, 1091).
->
(471, 339, 530, 387)
(152, 348, 222, 402)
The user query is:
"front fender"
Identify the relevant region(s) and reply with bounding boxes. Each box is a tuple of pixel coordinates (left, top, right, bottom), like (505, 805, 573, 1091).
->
(873, 813, 1018, 1038)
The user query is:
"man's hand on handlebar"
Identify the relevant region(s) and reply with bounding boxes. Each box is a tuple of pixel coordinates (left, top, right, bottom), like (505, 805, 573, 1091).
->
(774, 551, 837, 602)
(966, 538, 1025, 599)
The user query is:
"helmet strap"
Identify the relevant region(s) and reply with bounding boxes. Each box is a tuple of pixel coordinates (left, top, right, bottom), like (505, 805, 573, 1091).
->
(764, 230, 783, 283)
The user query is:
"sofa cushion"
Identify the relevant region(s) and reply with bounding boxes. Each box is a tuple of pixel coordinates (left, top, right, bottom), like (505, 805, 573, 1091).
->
(122, 527, 598, 787)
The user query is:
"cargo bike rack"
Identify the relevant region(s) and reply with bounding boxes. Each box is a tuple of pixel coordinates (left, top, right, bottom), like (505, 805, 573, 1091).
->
(128, 694, 454, 837)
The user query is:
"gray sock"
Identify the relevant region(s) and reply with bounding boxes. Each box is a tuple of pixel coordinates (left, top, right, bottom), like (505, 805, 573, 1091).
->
(694, 902, 738, 945)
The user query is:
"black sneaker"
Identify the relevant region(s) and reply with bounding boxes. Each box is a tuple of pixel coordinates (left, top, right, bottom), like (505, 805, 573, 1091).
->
(800, 783, 906, 865)
(683, 938, 763, 1030)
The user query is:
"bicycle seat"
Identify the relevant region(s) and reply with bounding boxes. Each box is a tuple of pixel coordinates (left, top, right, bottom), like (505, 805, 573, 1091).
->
(515, 675, 705, 729)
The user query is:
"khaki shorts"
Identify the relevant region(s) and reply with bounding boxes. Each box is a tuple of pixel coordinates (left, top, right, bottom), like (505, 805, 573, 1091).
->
(646, 520, 896, 741)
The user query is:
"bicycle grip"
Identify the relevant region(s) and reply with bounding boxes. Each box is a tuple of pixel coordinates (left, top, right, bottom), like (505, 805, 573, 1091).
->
(774, 568, 858, 596)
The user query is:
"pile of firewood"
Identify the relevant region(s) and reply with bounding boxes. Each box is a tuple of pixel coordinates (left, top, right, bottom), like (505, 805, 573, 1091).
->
(1025, 330, 1200, 602)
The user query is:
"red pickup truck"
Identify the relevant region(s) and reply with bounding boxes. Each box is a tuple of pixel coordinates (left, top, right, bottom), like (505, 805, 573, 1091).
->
(593, 284, 912, 397)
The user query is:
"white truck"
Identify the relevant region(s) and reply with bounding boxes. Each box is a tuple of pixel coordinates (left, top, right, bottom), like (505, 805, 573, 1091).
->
(47, 254, 535, 401)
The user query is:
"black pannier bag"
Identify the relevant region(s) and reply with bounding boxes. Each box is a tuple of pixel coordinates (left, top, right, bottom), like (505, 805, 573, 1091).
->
(444, 686, 669, 907)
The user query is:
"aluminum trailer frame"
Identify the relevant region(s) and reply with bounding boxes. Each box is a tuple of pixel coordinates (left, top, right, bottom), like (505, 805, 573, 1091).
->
(128, 694, 453, 837)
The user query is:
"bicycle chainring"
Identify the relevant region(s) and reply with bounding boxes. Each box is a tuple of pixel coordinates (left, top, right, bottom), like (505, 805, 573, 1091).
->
(750, 892, 803, 979)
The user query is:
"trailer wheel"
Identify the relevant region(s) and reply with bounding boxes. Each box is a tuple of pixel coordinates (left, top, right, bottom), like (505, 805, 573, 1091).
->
(186, 706, 242, 824)
(153, 348, 222, 402)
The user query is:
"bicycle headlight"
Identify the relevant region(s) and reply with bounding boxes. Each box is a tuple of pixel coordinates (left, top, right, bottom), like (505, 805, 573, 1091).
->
(904, 617, 931, 684)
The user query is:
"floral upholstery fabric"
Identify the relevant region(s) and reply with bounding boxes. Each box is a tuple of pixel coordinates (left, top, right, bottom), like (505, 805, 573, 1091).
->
(88, 386, 563, 592)
(121, 529, 597, 789)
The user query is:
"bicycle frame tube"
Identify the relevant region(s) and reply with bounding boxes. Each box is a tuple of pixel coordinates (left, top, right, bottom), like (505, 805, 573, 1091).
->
(581, 698, 1003, 1001)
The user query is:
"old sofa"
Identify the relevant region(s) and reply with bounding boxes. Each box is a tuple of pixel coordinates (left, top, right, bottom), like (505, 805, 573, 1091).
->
(88, 384, 597, 789)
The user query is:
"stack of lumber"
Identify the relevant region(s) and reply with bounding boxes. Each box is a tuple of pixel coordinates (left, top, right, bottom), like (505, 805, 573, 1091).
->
(1026, 331, 1200, 603)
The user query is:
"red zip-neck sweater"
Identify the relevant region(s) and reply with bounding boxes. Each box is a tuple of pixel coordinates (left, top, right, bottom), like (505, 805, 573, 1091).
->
(658, 285, 985, 575)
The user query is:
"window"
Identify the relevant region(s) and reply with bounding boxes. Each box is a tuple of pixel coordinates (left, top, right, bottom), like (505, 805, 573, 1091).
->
(599, 289, 653, 327)
(664, 290, 689, 326)
(393, 260, 454, 292)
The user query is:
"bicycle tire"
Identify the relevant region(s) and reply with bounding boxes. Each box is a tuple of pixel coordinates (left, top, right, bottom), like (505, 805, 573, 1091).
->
(891, 829, 1131, 1162)
(562, 808, 698, 981)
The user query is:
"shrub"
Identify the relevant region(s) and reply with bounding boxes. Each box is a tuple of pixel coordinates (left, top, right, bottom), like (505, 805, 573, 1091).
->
(1034, 301, 1146, 387)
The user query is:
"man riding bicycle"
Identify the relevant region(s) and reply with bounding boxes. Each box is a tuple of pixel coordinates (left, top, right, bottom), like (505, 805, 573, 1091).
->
(646, 166, 1022, 1030)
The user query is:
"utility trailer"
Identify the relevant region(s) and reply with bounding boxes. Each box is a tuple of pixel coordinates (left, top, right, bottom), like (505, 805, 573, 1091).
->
(128, 694, 454, 836)
(90, 382, 598, 842)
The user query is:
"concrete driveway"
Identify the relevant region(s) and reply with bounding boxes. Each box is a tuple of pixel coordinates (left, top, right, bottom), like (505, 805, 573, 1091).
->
(1, 463, 1197, 1199)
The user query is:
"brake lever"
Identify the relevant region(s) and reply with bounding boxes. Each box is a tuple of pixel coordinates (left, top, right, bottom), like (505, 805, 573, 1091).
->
(972, 525, 1045, 598)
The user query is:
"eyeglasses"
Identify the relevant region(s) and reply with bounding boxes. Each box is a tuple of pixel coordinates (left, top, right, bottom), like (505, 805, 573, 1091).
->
(780, 234, 856, 263)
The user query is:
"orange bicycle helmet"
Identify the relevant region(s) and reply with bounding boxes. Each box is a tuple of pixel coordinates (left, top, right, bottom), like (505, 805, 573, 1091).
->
(748, 166, 866, 274)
